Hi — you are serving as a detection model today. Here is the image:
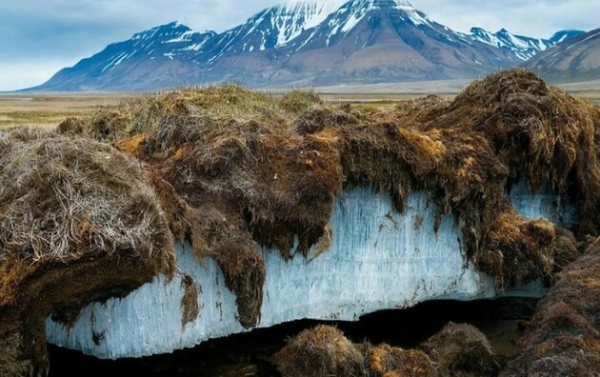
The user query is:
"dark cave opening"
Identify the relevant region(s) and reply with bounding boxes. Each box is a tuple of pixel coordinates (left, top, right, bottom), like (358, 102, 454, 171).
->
(47, 297, 537, 377)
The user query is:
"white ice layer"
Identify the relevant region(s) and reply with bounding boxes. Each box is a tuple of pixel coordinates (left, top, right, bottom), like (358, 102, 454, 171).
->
(508, 178, 578, 229)
(46, 186, 568, 359)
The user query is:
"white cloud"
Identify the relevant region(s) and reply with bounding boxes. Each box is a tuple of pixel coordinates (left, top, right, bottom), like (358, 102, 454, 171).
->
(0, 60, 73, 91)
(413, 0, 599, 38)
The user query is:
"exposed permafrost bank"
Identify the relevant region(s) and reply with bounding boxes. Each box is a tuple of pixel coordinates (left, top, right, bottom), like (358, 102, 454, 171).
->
(46, 186, 569, 359)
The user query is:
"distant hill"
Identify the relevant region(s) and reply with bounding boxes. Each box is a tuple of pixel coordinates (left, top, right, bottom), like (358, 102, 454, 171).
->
(524, 28, 600, 83)
(29, 0, 585, 91)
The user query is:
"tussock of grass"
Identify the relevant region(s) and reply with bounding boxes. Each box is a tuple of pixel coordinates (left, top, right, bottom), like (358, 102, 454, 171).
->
(279, 89, 323, 113)
(273, 325, 438, 377)
(61, 84, 324, 142)
(502, 238, 600, 376)
(0, 127, 176, 374)
(420, 322, 503, 377)
(272, 325, 366, 377)
(365, 343, 438, 377)
(0, 128, 174, 285)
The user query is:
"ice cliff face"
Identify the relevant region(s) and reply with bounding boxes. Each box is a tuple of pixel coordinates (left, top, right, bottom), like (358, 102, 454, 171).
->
(46, 186, 573, 359)
(508, 178, 578, 229)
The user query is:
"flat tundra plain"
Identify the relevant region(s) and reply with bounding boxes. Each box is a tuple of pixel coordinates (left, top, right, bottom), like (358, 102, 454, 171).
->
(1, 80, 599, 130)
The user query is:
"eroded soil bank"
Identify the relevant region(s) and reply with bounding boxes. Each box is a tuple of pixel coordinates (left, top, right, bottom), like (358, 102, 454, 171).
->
(3, 68, 600, 375)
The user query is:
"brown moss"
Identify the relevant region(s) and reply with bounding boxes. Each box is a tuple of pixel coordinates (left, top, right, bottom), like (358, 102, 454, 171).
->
(415, 68, 600, 236)
(273, 325, 438, 377)
(180, 274, 200, 328)
(0, 331, 28, 377)
(365, 343, 438, 377)
(478, 209, 578, 287)
(420, 322, 503, 377)
(502, 238, 600, 376)
(272, 325, 366, 377)
(0, 129, 176, 375)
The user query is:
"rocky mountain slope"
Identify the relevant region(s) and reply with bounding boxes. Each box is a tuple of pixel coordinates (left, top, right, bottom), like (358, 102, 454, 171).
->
(524, 28, 600, 83)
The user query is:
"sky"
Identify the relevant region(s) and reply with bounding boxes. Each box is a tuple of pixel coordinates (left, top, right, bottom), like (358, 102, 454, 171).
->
(0, 0, 597, 91)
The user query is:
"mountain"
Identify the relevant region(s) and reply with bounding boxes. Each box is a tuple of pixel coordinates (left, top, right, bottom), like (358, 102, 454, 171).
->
(271, 0, 517, 84)
(30, 0, 584, 91)
(470, 28, 585, 61)
(43, 22, 217, 91)
(202, 0, 348, 56)
(524, 28, 600, 83)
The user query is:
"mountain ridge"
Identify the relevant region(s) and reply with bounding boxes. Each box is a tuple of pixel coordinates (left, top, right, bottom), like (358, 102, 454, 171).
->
(524, 28, 600, 83)
(30, 0, 586, 91)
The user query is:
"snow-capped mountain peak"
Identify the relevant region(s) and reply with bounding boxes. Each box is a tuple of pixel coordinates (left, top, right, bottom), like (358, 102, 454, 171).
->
(268, 0, 349, 46)
(470, 27, 556, 60)
(130, 21, 190, 42)
(303, 0, 436, 45)
(331, 0, 431, 29)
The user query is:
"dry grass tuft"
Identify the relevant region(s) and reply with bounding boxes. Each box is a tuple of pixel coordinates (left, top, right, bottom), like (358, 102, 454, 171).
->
(502, 238, 600, 376)
(0, 130, 174, 286)
(420, 322, 503, 377)
(272, 325, 366, 377)
(0, 127, 176, 375)
(365, 343, 438, 377)
(180, 274, 200, 328)
(273, 325, 438, 377)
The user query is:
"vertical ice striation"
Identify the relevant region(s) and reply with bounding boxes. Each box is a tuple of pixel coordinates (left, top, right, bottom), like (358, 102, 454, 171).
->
(507, 178, 578, 229)
(46, 187, 567, 359)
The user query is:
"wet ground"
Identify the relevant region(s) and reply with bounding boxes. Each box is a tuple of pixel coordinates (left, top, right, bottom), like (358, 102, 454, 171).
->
(48, 297, 537, 376)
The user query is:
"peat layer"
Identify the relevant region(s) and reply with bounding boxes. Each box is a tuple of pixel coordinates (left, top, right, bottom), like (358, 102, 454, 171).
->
(0, 129, 176, 376)
(2, 68, 600, 375)
(502, 238, 600, 376)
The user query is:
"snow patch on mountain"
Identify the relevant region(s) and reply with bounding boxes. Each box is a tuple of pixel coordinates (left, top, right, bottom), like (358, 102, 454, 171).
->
(470, 27, 584, 61)
(549, 30, 586, 44)
(277, 0, 348, 45)
(470, 27, 551, 60)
